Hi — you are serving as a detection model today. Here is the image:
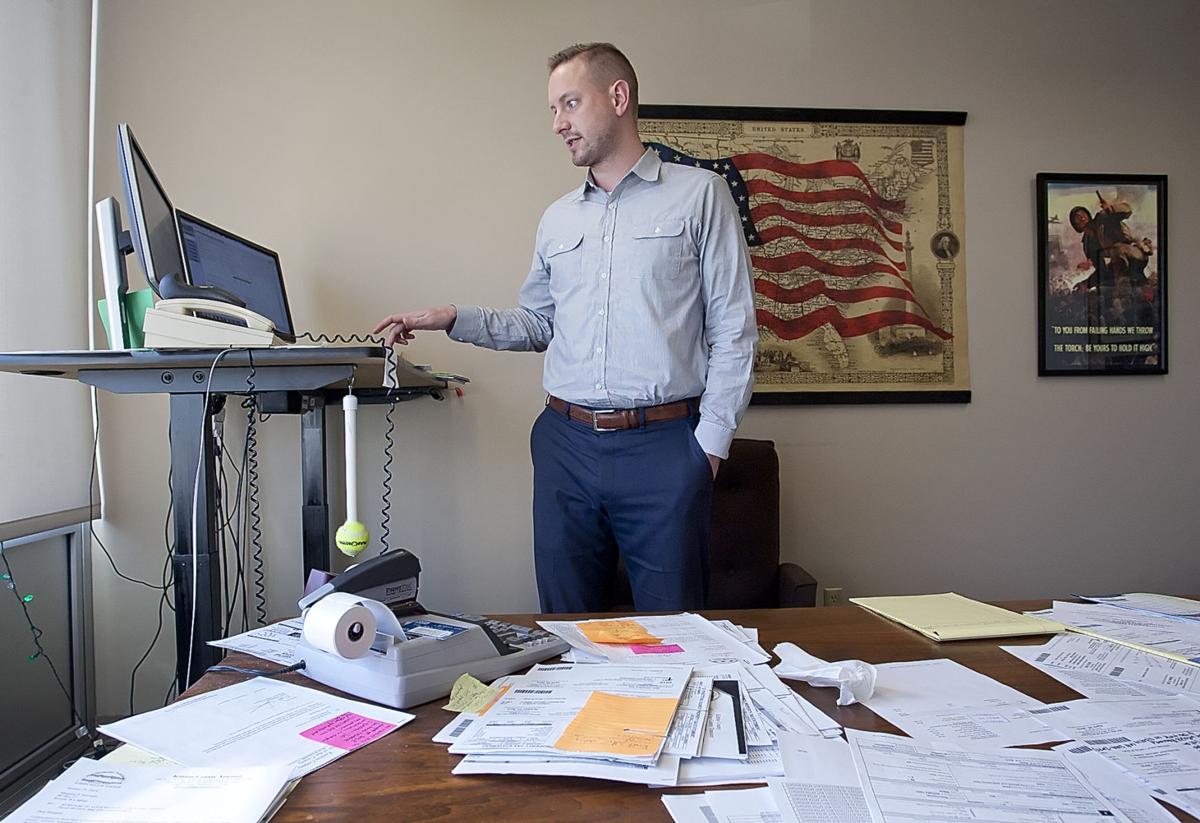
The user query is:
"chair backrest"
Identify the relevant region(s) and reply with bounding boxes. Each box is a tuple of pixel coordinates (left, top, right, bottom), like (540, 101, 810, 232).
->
(705, 438, 781, 609)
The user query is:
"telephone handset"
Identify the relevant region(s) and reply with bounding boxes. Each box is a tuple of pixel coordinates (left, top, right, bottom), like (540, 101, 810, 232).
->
(143, 297, 278, 348)
(155, 298, 275, 331)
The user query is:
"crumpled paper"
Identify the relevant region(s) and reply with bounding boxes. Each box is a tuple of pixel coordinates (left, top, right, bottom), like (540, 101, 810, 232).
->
(772, 642, 877, 705)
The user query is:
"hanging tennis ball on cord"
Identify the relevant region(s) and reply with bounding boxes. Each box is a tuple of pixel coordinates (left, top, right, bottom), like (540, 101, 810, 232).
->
(335, 393, 370, 557)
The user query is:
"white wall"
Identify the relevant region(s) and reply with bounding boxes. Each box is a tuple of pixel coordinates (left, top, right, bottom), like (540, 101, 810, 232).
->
(89, 0, 1200, 716)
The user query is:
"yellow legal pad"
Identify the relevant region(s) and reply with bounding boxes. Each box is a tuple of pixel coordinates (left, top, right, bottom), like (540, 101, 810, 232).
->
(850, 592, 1065, 641)
(553, 692, 679, 757)
(578, 619, 662, 645)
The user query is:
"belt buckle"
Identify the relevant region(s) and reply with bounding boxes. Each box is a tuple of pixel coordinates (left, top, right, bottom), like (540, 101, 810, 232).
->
(590, 408, 617, 431)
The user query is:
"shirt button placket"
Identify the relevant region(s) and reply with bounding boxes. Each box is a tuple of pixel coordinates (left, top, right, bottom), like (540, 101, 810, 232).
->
(596, 196, 616, 398)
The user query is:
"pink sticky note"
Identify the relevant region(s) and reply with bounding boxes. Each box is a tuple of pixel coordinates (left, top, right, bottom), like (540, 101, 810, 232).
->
(300, 712, 397, 750)
(630, 643, 684, 655)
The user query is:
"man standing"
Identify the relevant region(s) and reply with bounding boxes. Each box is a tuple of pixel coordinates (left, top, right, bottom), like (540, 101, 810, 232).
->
(375, 43, 757, 613)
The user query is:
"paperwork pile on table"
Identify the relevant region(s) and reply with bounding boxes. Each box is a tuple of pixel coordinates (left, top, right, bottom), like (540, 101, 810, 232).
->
(432, 613, 844, 787)
(657, 594, 1200, 823)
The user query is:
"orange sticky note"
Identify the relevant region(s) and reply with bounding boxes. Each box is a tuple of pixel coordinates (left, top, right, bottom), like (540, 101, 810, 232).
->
(577, 620, 662, 645)
(553, 692, 679, 757)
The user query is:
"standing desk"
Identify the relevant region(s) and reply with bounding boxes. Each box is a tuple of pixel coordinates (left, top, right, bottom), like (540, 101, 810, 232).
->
(0, 347, 448, 689)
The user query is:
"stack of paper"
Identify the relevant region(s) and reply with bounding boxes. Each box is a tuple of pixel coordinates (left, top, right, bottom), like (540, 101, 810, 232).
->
(1036, 600, 1200, 664)
(849, 592, 1064, 641)
(539, 613, 771, 666)
(5, 758, 294, 823)
(99, 677, 415, 779)
(1031, 696, 1200, 820)
(436, 614, 845, 786)
(1078, 592, 1200, 621)
(1002, 632, 1200, 700)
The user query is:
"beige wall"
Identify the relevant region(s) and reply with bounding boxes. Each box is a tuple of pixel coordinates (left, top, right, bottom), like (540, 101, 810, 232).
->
(91, 0, 1200, 716)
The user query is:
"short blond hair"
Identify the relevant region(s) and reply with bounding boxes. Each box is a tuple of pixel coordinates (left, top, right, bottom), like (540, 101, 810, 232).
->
(547, 42, 638, 113)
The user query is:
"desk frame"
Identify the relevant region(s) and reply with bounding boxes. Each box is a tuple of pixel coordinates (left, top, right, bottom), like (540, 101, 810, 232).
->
(0, 349, 447, 691)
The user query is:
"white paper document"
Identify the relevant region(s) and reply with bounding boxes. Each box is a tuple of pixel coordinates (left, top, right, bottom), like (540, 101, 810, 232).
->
(1043, 600, 1200, 664)
(209, 619, 304, 666)
(861, 659, 1063, 747)
(5, 757, 292, 823)
(846, 728, 1130, 822)
(1029, 696, 1200, 816)
(452, 751, 682, 786)
(1003, 633, 1200, 698)
(705, 786, 781, 823)
(669, 743, 785, 787)
(1056, 744, 1181, 823)
(742, 664, 841, 739)
(1078, 593, 1200, 621)
(99, 677, 414, 779)
(767, 733, 871, 823)
(661, 792, 715, 823)
(538, 613, 771, 667)
(664, 675, 713, 758)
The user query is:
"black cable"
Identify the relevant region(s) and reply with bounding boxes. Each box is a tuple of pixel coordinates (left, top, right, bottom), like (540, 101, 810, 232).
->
(242, 349, 267, 626)
(88, 404, 163, 590)
(1, 539, 91, 737)
(221, 441, 247, 634)
(380, 400, 397, 554)
(206, 660, 306, 678)
(296, 330, 400, 555)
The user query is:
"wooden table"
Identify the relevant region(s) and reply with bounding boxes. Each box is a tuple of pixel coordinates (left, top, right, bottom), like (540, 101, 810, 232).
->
(185, 602, 1195, 822)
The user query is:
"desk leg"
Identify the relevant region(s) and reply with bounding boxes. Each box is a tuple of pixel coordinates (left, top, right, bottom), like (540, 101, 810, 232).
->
(301, 397, 330, 579)
(169, 393, 223, 691)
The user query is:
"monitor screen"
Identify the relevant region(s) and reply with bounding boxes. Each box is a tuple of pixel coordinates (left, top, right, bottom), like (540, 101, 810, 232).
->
(177, 211, 296, 341)
(117, 124, 186, 295)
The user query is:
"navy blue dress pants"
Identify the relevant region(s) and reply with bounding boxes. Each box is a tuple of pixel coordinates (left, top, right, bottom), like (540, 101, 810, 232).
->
(530, 403, 713, 613)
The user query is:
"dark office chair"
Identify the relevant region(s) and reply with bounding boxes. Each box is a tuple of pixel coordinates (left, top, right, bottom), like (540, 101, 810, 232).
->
(609, 438, 817, 610)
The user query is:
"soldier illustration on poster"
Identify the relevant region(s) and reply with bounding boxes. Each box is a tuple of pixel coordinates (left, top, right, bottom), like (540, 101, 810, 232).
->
(638, 107, 971, 403)
(1037, 173, 1167, 375)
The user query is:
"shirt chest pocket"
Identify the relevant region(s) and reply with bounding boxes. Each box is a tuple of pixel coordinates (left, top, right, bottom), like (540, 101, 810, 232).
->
(545, 233, 585, 280)
(629, 219, 686, 279)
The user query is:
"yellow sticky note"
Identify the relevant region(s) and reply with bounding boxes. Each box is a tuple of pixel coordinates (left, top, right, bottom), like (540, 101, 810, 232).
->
(577, 620, 662, 645)
(442, 673, 501, 713)
(553, 691, 679, 757)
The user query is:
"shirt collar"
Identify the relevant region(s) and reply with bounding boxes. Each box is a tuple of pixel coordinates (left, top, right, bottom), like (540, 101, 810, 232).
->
(573, 147, 663, 201)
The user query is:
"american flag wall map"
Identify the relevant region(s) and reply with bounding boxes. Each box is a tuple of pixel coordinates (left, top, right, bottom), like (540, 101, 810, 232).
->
(639, 107, 970, 402)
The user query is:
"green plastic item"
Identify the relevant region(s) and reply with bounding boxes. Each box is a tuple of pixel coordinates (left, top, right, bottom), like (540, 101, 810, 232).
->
(97, 288, 154, 349)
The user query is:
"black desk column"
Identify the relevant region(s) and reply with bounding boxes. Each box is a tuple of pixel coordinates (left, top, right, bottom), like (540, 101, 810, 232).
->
(169, 393, 223, 689)
(300, 396, 330, 579)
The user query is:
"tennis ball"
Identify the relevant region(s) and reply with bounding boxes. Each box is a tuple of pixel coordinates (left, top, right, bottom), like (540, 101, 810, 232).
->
(335, 520, 370, 557)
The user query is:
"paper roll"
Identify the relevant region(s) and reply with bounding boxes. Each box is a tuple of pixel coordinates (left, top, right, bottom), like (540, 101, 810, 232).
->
(302, 592, 378, 659)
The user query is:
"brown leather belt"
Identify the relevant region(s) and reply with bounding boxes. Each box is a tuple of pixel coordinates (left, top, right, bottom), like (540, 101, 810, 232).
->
(546, 395, 698, 431)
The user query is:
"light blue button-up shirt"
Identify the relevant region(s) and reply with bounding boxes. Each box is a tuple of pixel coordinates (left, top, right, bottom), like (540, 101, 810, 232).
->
(450, 148, 757, 459)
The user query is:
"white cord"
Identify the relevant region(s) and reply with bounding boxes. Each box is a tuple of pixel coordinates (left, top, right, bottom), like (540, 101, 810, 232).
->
(86, 0, 102, 505)
(185, 347, 235, 685)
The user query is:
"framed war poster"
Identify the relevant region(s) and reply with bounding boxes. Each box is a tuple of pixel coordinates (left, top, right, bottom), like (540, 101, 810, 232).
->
(1037, 173, 1167, 376)
(638, 106, 970, 404)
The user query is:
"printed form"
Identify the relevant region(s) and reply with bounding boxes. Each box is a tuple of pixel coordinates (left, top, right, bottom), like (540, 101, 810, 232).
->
(861, 659, 1064, 747)
(447, 662, 691, 763)
(846, 728, 1130, 822)
(99, 678, 413, 779)
(1003, 633, 1200, 699)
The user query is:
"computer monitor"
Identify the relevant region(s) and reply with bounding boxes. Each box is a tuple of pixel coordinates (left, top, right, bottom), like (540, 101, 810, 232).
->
(177, 211, 296, 342)
(117, 123, 186, 297)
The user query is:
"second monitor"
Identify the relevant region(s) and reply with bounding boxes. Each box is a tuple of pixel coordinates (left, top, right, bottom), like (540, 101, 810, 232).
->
(177, 211, 297, 342)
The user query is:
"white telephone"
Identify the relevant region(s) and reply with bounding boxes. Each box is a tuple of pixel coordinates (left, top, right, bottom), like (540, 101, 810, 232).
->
(143, 298, 277, 348)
